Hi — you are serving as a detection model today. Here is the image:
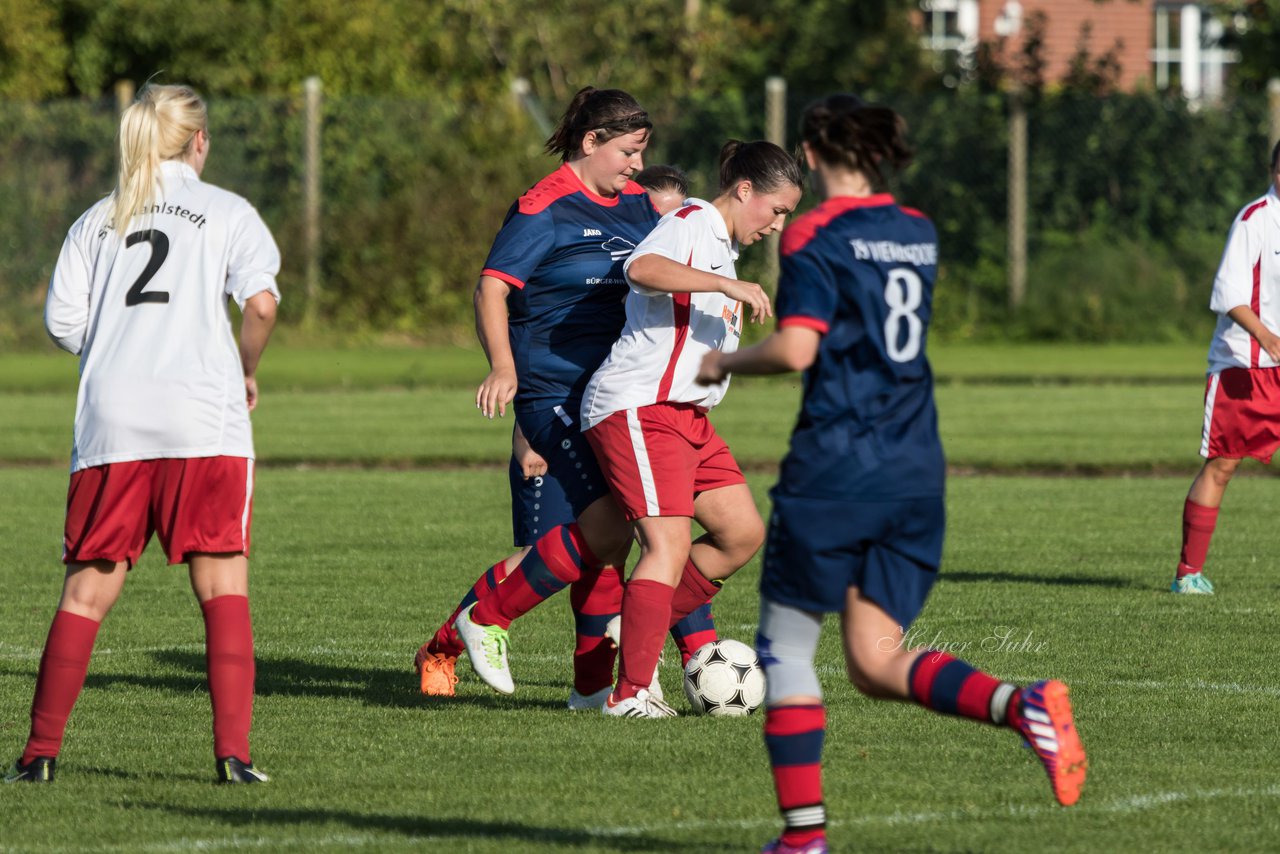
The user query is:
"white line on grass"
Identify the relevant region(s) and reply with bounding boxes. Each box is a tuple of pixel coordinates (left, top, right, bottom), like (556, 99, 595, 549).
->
(589, 784, 1280, 836)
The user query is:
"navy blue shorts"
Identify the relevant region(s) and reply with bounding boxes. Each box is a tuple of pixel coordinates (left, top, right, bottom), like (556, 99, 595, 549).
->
(513, 403, 610, 534)
(508, 458, 575, 547)
(760, 490, 944, 629)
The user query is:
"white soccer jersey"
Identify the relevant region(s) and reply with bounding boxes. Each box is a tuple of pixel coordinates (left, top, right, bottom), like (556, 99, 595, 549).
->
(581, 199, 743, 430)
(45, 160, 281, 472)
(1207, 185, 1280, 373)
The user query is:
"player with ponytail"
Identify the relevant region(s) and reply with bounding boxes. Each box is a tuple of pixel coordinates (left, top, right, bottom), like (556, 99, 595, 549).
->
(698, 95, 1088, 852)
(7, 83, 280, 785)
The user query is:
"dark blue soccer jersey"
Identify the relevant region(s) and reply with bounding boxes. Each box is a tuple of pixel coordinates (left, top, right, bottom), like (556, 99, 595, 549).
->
(482, 164, 660, 411)
(773, 194, 945, 500)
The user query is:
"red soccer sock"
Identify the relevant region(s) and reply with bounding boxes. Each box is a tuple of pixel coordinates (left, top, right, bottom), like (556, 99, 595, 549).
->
(202, 595, 255, 762)
(570, 564, 623, 695)
(908, 650, 1019, 726)
(614, 579, 674, 701)
(764, 704, 827, 847)
(22, 610, 101, 764)
(667, 559, 720, 627)
(1179, 498, 1219, 576)
(473, 523, 596, 629)
(429, 560, 510, 657)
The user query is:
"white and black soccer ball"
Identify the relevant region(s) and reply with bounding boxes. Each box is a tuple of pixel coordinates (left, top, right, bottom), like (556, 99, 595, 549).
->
(682, 638, 766, 716)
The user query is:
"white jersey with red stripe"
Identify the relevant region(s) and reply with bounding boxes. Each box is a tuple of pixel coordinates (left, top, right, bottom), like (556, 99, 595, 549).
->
(45, 160, 281, 472)
(580, 199, 743, 430)
(1207, 185, 1280, 373)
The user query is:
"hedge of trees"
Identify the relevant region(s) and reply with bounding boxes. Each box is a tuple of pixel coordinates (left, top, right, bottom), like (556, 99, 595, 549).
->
(0, 0, 1275, 346)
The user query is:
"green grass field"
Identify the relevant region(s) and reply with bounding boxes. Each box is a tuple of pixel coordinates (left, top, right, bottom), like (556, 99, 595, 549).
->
(2, 345, 1278, 853)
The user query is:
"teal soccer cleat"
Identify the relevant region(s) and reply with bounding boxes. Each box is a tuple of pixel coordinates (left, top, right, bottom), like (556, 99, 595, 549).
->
(1171, 572, 1215, 594)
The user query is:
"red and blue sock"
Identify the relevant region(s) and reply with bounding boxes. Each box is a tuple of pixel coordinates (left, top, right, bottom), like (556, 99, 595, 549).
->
(22, 610, 100, 764)
(569, 564, 623, 695)
(669, 602, 717, 667)
(764, 704, 827, 848)
(908, 650, 1020, 727)
(428, 560, 510, 658)
(473, 523, 597, 629)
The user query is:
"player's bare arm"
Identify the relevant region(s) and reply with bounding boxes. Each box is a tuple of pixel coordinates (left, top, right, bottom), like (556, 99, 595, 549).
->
(627, 253, 772, 322)
(698, 325, 821, 384)
(239, 290, 277, 412)
(512, 421, 547, 479)
(1226, 304, 1280, 362)
(474, 274, 518, 419)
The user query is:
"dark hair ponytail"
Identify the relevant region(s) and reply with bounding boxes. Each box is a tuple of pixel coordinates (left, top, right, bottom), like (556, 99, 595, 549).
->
(544, 87, 652, 162)
(634, 164, 689, 196)
(717, 139, 803, 195)
(800, 94, 913, 189)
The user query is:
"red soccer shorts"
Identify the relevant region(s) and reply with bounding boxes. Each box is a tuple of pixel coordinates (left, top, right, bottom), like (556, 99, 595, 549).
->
(63, 456, 255, 566)
(585, 402, 745, 521)
(1201, 367, 1280, 462)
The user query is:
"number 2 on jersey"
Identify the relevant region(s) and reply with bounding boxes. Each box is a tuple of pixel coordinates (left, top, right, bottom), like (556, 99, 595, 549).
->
(124, 229, 171, 306)
(884, 268, 923, 363)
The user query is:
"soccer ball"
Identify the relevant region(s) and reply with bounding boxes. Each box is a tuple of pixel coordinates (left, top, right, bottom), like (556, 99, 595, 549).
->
(682, 638, 766, 716)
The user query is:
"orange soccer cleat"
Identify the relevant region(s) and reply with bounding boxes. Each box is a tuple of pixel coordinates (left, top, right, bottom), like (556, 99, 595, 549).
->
(1017, 679, 1088, 806)
(414, 645, 459, 697)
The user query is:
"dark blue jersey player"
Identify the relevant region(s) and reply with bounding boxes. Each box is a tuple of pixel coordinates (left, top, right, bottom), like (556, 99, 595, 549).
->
(415, 89, 714, 709)
(697, 94, 1088, 854)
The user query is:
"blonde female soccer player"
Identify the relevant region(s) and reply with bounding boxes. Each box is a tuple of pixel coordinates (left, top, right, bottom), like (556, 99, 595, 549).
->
(5, 83, 279, 785)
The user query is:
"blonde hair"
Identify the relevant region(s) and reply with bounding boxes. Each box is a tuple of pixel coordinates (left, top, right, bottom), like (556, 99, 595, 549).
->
(111, 84, 208, 235)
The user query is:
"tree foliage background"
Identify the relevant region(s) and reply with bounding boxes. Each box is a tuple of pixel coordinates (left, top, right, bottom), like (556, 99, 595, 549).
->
(0, 0, 1275, 346)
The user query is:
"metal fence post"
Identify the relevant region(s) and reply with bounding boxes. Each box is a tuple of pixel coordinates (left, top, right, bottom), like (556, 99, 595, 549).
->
(764, 76, 787, 291)
(304, 76, 322, 329)
(1008, 84, 1028, 311)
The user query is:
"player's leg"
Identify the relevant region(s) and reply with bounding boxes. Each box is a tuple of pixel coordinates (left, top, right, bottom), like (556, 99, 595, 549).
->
(840, 497, 1085, 806)
(415, 456, 533, 689)
(8, 560, 128, 783)
(9, 462, 150, 783)
(755, 493, 839, 852)
(1178, 366, 1280, 593)
(758, 597, 828, 854)
(604, 515, 688, 715)
(664, 424, 762, 638)
(668, 481, 764, 631)
(160, 456, 265, 783)
(1174, 456, 1238, 593)
(188, 553, 264, 783)
(845, 593, 1085, 806)
(456, 494, 630, 694)
(584, 406, 700, 716)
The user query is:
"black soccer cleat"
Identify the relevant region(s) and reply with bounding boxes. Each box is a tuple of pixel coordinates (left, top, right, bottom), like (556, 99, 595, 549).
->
(4, 756, 56, 784)
(216, 756, 269, 784)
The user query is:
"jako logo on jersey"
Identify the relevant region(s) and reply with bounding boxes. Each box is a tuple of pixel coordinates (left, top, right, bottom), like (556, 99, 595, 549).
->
(583, 228, 603, 237)
(601, 236, 637, 261)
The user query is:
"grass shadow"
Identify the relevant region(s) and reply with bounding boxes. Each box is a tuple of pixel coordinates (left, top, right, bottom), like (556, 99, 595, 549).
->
(940, 570, 1139, 589)
(65, 650, 568, 712)
(137, 803, 736, 852)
